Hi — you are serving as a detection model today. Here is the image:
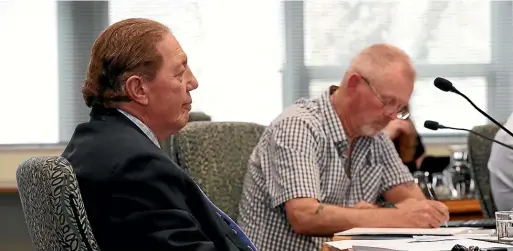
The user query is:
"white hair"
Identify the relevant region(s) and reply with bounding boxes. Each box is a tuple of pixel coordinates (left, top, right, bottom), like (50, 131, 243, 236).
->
(344, 43, 415, 84)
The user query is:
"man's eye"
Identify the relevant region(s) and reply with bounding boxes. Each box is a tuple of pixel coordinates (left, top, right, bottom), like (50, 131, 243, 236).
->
(383, 100, 395, 106)
(174, 70, 185, 77)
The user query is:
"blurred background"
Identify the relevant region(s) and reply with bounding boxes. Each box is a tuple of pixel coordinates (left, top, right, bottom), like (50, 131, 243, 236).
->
(0, 0, 511, 250)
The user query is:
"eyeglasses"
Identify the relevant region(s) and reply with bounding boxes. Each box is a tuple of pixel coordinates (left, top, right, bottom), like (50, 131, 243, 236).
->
(360, 75, 410, 120)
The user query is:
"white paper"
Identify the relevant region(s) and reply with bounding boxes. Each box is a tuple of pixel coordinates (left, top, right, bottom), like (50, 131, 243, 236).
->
(411, 235, 461, 242)
(335, 227, 474, 236)
(368, 239, 512, 251)
(453, 228, 498, 242)
(326, 238, 512, 251)
(325, 239, 410, 251)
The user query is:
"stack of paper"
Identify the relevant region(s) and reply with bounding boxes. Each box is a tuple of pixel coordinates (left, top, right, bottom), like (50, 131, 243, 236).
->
(326, 238, 512, 251)
(334, 227, 475, 236)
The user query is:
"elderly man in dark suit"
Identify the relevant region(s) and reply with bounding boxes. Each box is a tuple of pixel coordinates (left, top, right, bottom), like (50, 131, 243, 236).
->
(61, 18, 256, 251)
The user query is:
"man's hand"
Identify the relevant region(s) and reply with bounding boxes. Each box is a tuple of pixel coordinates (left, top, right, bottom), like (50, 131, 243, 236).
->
(395, 198, 420, 208)
(383, 119, 415, 140)
(353, 201, 378, 209)
(394, 199, 450, 228)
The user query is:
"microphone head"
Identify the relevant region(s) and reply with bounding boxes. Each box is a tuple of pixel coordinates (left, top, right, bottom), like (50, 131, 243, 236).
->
(434, 77, 454, 92)
(424, 120, 441, 131)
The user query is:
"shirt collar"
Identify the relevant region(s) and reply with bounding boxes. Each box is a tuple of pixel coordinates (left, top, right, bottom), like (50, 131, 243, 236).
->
(319, 86, 347, 144)
(117, 109, 161, 148)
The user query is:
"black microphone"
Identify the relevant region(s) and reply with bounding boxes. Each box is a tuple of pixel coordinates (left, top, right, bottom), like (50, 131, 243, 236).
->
(424, 120, 513, 151)
(434, 77, 513, 138)
(434, 77, 458, 93)
(424, 120, 445, 130)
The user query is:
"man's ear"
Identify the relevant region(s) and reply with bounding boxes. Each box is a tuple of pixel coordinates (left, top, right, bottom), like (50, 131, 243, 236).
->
(345, 73, 361, 94)
(124, 75, 149, 106)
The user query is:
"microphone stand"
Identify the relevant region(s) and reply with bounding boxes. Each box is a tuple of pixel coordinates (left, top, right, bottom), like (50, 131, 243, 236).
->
(443, 126, 513, 151)
(452, 90, 513, 138)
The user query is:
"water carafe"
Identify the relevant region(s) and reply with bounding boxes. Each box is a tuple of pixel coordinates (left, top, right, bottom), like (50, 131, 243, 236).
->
(444, 145, 475, 199)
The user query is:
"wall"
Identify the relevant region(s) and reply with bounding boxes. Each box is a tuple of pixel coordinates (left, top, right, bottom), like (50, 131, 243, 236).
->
(0, 146, 64, 251)
(0, 193, 34, 251)
(0, 146, 64, 185)
(0, 143, 453, 185)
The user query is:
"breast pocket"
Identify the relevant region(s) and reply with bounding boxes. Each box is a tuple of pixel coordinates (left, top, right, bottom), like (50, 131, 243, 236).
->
(318, 156, 348, 206)
(358, 163, 384, 203)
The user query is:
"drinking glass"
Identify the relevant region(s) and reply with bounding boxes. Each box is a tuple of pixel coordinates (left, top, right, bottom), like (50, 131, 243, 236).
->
(496, 211, 513, 243)
(431, 172, 453, 200)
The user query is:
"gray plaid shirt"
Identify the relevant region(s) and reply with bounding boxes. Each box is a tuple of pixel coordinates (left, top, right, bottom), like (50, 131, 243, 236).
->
(238, 86, 414, 251)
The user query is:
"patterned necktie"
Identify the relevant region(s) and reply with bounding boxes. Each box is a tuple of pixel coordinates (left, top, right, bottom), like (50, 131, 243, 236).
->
(197, 186, 258, 251)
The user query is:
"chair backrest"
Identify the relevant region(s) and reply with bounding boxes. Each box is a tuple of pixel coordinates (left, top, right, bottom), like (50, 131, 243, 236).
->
(16, 156, 100, 251)
(467, 124, 500, 218)
(173, 121, 266, 219)
(159, 111, 212, 161)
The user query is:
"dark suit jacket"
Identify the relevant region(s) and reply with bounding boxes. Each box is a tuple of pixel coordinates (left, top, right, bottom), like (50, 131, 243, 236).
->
(62, 107, 251, 251)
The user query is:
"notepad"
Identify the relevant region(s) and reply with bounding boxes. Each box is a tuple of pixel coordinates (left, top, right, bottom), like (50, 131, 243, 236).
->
(325, 238, 512, 251)
(335, 227, 475, 236)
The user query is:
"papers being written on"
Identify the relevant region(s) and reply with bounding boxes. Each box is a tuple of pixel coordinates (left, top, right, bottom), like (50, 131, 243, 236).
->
(334, 227, 477, 236)
(453, 228, 499, 242)
(325, 238, 512, 251)
(411, 235, 460, 242)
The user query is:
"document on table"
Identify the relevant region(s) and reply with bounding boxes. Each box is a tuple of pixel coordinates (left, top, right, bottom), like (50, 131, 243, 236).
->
(334, 227, 475, 236)
(325, 238, 512, 251)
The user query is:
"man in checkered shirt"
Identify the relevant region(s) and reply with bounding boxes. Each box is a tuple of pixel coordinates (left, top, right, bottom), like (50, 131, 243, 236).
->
(238, 44, 450, 251)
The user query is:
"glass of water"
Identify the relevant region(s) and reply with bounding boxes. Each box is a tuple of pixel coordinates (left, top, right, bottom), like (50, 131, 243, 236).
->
(496, 211, 513, 243)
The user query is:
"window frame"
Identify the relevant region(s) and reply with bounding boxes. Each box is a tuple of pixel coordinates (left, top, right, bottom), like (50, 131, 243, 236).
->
(282, 1, 513, 144)
(0, 1, 108, 147)
(2, 1, 512, 147)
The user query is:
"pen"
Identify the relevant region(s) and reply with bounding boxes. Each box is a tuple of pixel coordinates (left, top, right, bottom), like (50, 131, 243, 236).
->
(427, 184, 448, 228)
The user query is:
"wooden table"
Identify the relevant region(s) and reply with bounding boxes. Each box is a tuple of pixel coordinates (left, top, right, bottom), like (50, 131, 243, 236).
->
(441, 199, 483, 221)
(322, 243, 347, 251)
(321, 236, 352, 251)
(0, 183, 17, 193)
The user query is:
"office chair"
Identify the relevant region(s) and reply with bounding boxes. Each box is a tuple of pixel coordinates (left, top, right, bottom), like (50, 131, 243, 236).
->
(16, 156, 100, 251)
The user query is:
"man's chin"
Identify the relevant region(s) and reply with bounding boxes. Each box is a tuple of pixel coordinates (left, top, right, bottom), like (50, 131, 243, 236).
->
(180, 112, 190, 124)
(173, 112, 190, 130)
(361, 124, 384, 137)
(360, 125, 376, 136)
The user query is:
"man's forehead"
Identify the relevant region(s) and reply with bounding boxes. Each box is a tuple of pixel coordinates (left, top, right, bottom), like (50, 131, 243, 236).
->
(157, 33, 187, 63)
(172, 48, 187, 63)
(172, 47, 184, 57)
(374, 75, 413, 105)
(384, 85, 412, 105)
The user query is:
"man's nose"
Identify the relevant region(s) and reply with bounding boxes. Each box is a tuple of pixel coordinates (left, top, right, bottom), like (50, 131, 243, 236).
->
(187, 76, 198, 91)
(383, 108, 398, 120)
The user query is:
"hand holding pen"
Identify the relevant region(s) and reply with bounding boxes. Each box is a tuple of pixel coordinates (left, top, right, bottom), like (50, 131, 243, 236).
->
(395, 194, 450, 228)
(427, 184, 449, 227)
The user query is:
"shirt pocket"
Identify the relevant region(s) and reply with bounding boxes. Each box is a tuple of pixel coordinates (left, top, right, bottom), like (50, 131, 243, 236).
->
(358, 163, 383, 203)
(319, 155, 347, 205)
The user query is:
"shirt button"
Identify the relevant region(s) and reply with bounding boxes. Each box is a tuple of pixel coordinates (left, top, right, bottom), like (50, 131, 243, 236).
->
(247, 245, 254, 251)
(232, 229, 238, 235)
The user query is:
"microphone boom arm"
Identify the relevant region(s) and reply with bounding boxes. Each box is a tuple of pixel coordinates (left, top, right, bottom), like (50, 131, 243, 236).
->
(445, 126, 513, 151)
(456, 91, 513, 138)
